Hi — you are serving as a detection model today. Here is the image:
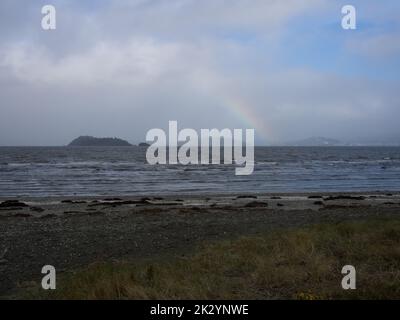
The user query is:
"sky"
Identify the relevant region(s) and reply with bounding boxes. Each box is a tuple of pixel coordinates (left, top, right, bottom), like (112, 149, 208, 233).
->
(0, 0, 399, 146)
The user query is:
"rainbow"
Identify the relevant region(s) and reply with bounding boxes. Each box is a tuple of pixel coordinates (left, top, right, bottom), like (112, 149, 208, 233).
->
(221, 96, 274, 144)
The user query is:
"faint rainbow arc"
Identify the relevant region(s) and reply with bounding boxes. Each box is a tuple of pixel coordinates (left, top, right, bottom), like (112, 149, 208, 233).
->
(221, 96, 273, 144)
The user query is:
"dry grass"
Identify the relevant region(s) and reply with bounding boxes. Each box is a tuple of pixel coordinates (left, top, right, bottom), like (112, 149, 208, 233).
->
(27, 218, 400, 300)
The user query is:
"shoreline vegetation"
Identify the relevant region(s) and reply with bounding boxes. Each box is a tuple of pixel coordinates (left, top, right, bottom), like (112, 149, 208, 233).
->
(27, 219, 400, 300)
(1, 192, 400, 299)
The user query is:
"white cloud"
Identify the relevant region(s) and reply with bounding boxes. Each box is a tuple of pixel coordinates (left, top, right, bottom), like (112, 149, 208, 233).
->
(0, 38, 182, 87)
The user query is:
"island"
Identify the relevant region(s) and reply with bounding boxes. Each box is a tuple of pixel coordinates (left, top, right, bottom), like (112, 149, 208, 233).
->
(139, 142, 150, 147)
(68, 136, 132, 147)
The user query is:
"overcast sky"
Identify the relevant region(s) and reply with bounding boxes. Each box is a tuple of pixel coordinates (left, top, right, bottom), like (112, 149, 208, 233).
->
(0, 0, 399, 145)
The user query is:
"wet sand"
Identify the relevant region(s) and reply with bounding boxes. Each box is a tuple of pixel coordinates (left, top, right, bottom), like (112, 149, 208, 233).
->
(1, 192, 400, 297)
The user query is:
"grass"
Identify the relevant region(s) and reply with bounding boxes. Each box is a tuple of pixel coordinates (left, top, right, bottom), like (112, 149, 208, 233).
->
(26, 218, 400, 300)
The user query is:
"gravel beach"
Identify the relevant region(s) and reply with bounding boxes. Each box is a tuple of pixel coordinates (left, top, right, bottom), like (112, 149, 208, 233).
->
(1, 192, 400, 297)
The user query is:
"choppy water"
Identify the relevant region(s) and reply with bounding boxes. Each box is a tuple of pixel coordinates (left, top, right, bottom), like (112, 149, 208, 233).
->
(0, 146, 400, 197)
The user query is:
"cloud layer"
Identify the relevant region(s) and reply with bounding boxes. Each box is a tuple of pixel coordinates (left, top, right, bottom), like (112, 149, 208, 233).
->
(0, 0, 399, 145)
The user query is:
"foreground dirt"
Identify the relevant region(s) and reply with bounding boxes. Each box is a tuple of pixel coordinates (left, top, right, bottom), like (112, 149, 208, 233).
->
(0, 192, 399, 297)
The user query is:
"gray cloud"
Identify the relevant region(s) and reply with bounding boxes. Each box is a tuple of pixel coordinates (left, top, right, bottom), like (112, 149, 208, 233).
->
(0, 0, 399, 145)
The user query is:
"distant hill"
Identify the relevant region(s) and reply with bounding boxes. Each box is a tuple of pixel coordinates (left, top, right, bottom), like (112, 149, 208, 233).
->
(68, 136, 132, 147)
(285, 137, 343, 146)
